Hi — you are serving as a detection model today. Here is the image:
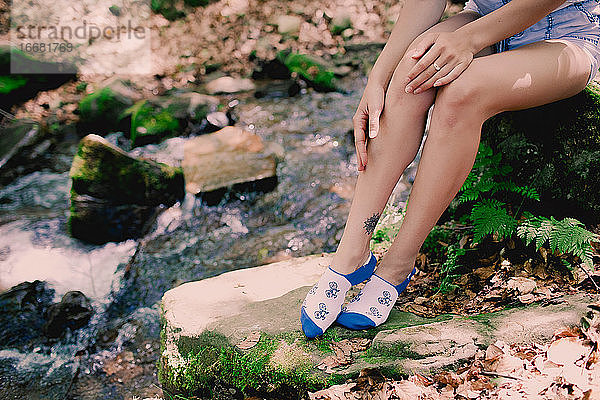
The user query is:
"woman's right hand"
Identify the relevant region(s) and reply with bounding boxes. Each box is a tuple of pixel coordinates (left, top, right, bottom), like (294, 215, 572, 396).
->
(352, 81, 385, 171)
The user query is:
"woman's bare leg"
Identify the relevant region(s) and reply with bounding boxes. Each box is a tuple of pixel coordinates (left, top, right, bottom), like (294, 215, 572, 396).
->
(332, 11, 486, 274)
(375, 39, 593, 284)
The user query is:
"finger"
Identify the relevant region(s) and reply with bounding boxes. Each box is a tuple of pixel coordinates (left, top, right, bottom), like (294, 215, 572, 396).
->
(406, 45, 441, 89)
(414, 60, 454, 93)
(410, 34, 436, 59)
(433, 62, 468, 87)
(406, 63, 438, 93)
(353, 113, 368, 170)
(367, 96, 384, 139)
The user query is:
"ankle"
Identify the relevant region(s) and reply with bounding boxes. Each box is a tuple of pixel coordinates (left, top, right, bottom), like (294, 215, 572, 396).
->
(331, 247, 372, 275)
(375, 254, 418, 286)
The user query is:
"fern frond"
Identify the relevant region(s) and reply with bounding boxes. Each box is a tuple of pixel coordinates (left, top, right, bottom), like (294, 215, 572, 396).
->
(471, 199, 518, 243)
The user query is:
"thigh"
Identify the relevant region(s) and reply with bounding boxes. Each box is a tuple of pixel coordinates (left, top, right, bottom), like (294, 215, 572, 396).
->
(386, 11, 493, 100)
(438, 38, 593, 120)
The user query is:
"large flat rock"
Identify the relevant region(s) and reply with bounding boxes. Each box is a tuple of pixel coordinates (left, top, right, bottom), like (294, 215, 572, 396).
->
(158, 254, 594, 399)
(181, 126, 281, 204)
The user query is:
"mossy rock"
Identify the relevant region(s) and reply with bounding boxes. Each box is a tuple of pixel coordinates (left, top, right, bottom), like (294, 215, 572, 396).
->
(158, 252, 593, 399)
(78, 84, 136, 134)
(0, 45, 75, 110)
(150, 0, 211, 20)
(68, 134, 184, 243)
(121, 93, 215, 147)
(481, 80, 600, 224)
(157, 254, 458, 399)
(122, 100, 179, 148)
(277, 51, 339, 92)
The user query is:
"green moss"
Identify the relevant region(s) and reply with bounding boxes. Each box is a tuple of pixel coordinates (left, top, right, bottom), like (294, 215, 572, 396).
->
(361, 341, 424, 364)
(0, 75, 29, 94)
(122, 100, 180, 147)
(151, 0, 186, 20)
(161, 331, 329, 399)
(78, 86, 131, 131)
(184, 0, 209, 6)
(330, 16, 352, 36)
(278, 51, 338, 92)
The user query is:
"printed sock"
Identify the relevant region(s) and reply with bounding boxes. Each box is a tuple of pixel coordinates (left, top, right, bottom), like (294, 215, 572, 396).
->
(300, 251, 377, 338)
(336, 266, 416, 330)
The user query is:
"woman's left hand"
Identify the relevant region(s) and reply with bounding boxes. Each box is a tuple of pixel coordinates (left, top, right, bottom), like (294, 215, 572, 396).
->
(404, 31, 475, 94)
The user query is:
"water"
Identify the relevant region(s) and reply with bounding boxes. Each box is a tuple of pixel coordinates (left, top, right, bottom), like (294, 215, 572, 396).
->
(0, 71, 417, 398)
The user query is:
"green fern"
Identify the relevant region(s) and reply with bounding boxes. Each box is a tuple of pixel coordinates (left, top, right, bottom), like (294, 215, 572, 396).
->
(436, 244, 466, 293)
(470, 199, 518, 243)
(457, 143, 538, 205)
(516, 215, 598, 266)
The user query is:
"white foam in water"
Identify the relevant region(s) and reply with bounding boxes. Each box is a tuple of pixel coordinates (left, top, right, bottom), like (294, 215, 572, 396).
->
(0, 221, 137, 304)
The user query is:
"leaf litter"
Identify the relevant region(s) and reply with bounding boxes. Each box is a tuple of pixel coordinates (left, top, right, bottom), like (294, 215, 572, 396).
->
(309, 303, 600, 399)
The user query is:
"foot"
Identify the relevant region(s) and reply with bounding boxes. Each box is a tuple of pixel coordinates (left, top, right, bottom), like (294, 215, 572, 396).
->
(300, 251, 377, 338)
(336, 266, 417, 330)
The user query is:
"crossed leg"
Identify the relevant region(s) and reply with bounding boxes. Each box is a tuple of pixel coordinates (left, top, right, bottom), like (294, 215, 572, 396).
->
(375, 38, 593, 284)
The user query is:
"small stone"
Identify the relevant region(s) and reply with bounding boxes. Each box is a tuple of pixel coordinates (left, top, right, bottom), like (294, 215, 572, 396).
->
(206, 111, 229, 130)
(205, 76, 256, 94)
(332, 65, 352, 77)
(274, 15, 302, 35)
(506, 277, 537, 295)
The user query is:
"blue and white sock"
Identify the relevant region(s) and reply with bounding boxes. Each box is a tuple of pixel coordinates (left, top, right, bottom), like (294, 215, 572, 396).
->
(336, 266, 416, 330)
(300, 252, 377, 338)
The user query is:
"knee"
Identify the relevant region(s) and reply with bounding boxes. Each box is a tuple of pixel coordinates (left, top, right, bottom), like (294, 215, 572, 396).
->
(433, 75, 485, 128)
(384, 53, 435, 112)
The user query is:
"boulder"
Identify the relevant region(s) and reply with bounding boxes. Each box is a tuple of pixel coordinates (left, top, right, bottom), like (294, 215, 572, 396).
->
(481, 79, 600, 224)
(181, 126, 281, 204)
(0, 45, 75, 110)
(77, 78, 141, 133)
(0, 283, 80, 400)
(277, 51, 339, 92)
(0, 119, 40, 171)
(0, 280, 55, 351)
(68, 134, 184, 243)
(158, 253, 593, 399)
(43, 291, 94, 338)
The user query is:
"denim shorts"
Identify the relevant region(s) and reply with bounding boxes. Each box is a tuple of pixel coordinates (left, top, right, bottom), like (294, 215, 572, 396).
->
(463, 0, 600, 85)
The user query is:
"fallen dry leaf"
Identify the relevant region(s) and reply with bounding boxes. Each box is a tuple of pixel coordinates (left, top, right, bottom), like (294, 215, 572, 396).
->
(317, 338, 371, 373)
(236, 331, 261, 350)
(308, 382, 357, 400)
(547, 337, 590, 366)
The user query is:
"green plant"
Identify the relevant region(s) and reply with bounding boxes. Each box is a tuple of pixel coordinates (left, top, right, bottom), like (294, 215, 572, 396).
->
(457, 142, 540, 206)
(432, 142, 599, 292)
(517, 216, 598, 267)
(436, 244, 466, 293)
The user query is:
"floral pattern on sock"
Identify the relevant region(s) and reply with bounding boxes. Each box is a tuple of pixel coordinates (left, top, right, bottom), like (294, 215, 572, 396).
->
(314, 303, 329, 320)
(377, 290, 392, 306)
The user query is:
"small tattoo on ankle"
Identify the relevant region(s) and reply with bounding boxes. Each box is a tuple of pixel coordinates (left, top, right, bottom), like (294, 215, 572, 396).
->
(363, 212, 381, 235)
